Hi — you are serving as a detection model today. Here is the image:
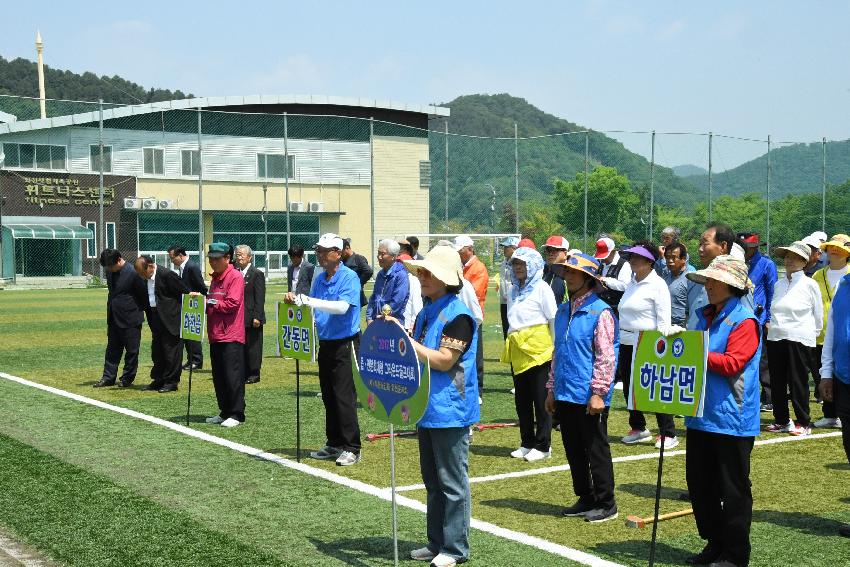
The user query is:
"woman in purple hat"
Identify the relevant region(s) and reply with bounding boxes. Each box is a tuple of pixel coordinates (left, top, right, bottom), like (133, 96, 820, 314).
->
(616, 240, 682, 449)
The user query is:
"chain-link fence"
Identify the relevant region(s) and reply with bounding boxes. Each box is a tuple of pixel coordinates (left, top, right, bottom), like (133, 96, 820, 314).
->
(2, 93, 849, 287)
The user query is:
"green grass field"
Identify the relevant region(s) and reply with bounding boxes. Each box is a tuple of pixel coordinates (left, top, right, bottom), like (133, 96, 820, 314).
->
(0, 284, 848, 566)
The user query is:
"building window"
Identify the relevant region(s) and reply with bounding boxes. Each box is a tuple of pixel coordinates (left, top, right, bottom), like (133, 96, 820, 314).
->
(3, 143, 66, 170)
(143, 148, 165, 175)
(106, 222, 117, 249)
(257, 153, 294, 179)
(181, 150, 200, 176)
(419, 160, 431, 187)
(90, 144, 113, 173)
(85, 221, 97, 258)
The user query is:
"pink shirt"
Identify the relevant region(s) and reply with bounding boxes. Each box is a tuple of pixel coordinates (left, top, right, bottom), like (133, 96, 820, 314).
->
(207, 264, 246, 344)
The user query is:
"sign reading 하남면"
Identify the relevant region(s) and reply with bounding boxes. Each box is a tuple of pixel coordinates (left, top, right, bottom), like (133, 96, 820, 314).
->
(353, 318, 430, 427)
(628, 330, 708, 418)
(180, 294, 205, 342)
(276, 302, 316, 362)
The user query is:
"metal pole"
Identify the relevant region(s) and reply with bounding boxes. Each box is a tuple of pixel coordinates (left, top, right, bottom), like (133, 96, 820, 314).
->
(514, 123, 520, 232)
(0, 151, 5, 281)
(389, 421, 399, 567)
(370, 117, 376, 259)
(98, 99, 105, 279)
(444, 120, 449, 226)
(284, 113, 291, 251)
(197, 109, 204, 265)
(584, 131, 589, 250)
(649, 130, 656, 239)
(648, 434, 666, 567)
(296, 359, 301, 462)
(822, 137, 827, 232)
(708, 132, 713, 222)
(263, 183, 269, 279)
(766, 135, 771, 251)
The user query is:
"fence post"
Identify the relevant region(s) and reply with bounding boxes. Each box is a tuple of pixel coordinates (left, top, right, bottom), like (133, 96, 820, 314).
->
(197, 108, 204, 267)
(444, 120, 449, 226)
(263, 183, 269, 279)
(708, 132, 713, 222)
(284, 113, 291, 252)
(98, 99, 105, 279)
(649, 130, 655, 239)
(822, 137, 827, 232)
(584, 131, 589, 250)
(766, 135, 771, 251)
(514, 123, 520, 233)
(370, 117, 376, 260)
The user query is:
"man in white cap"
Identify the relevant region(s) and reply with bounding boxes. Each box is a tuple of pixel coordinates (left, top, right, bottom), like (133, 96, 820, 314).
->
(804, 231, 828, 277)
(594, 236, 632, 309)
(543, 235, 569, 304)
(498, 236, 519, 339)
(454, 235, 489, 402)
(284, 233, 363, 466)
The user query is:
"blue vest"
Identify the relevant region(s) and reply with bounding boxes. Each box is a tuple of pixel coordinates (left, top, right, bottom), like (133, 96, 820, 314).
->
(553, 293, 619, 406)
(685, 297, 761, 437)
(414, 293, 481, 428)
(830, 274, 850, 385)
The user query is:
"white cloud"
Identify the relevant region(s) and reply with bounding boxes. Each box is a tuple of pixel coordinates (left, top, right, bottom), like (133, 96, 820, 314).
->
(656, 19, 685, 41)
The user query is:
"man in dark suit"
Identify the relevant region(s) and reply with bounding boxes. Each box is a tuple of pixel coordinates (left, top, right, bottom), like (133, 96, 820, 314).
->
(94, 249, 147, 388)
(287, 244, 314, 295)
(134, 255, 189, 393)
(341, 238, 374, 308)
(168, 244, 208, 370)
(235, 245, 266, 384)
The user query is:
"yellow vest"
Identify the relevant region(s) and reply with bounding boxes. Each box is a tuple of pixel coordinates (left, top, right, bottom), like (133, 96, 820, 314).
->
(813, 265, 850, 344)
(501, 323, 553, 374)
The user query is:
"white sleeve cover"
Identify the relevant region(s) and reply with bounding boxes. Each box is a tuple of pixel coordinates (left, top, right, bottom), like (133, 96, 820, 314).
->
(303, 295, 350, 315)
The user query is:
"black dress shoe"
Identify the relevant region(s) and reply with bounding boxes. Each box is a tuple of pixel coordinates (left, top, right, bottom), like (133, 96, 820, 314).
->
(117, 381, 134, 388)
(142, 382, 164, 391)
(245, 376, 260, 384)
(686, 542, 722, 565)
(158, 383, 178, 393)
(183, 363, 202, 370)
(840, 523, 850, 538)
(93, 379, 115, 388)
(181, 362, 192, 370)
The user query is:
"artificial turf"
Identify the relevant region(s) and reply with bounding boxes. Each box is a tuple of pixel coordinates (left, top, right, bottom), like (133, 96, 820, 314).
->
(1, 285, 848, 566)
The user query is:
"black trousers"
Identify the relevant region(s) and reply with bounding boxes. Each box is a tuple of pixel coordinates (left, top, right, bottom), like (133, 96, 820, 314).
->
(834, 378, 850, 463)
(184, 339, 203, 368)
(147, 311, 183, 386)
(617, 344, 676, 437)
(686, 428, 754, 567)
(759, 326, 771, 404)
(476, 324, 484, 398)
(556, 401, 616, 509)
(766, 339, 812, 426)
(500, 303, 508, 340)
(243, 325, 264, 380)
(318, 336, 361, 453)
(102, 323, 141, 384)
(210, 341, 246, 422)
(810, 345, 837, 419)
(513, 361, 552, 451)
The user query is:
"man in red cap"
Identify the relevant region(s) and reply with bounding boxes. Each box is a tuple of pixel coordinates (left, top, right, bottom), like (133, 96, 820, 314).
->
(542, 236, 569, 304)
(594, 236, 633, 309)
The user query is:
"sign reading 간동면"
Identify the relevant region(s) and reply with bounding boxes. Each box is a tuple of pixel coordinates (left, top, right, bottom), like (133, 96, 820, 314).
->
(628, 330, 708, 418)
(180, 294, 205, 342)
(276, 302, 316, 362)
(353, 318, 430, 427)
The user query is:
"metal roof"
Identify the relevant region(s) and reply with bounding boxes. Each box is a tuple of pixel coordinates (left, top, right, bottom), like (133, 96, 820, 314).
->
(0, 94, 450, 135)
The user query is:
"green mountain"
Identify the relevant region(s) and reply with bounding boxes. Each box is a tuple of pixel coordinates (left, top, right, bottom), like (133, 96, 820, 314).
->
(0, 55, 192, 120)
(672, 164, 708, 177)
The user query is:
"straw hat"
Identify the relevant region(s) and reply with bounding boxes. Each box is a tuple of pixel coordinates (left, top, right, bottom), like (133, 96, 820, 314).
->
(686, 254, 753, 291)
(551, 252, 602, 281)
(403, 245, 463, 287)
(774, 241, 811, 261)
(820, 233, 850, 257)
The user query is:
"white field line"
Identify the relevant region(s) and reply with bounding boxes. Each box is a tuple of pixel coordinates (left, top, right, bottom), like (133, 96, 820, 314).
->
(0, 372, 623, 567)
(394, 431, 843, 493)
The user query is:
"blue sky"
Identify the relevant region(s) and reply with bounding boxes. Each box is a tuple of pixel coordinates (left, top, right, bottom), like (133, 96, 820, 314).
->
(2, 1, 848, 168)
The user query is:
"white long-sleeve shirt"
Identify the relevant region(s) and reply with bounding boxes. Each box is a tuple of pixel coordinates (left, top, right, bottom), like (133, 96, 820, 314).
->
(767, 270, 823, 347)
(600, 252, 634, 292)
(403, 272, 423, 331)
(617, 270, 672, 346)
(460, 278, 484, 324)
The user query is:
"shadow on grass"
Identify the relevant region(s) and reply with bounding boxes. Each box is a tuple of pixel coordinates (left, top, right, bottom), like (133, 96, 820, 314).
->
(307, 535, 418, 566)
(824, 462, 850, 471)
(753, 509, 846, 536)
(284, 389, 323, 398)
(480, 497, 563, 517)
(591, 540, 692, 566)
(469, 444, 512, 458)
(618, 482, 689, 502)
(166, 414, 209, 424)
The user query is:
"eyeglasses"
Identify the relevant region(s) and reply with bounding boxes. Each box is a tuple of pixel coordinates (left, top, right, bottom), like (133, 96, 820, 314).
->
(544, 247, 562, 254)
(316, 247, 339, 255)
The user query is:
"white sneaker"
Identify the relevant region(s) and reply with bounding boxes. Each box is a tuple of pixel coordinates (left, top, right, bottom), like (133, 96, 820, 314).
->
(622, 428, 652, 444)
(654, 436, 680, 450)
(220, 417, 242, 428)
(510, 447, 531, 459)
(429, 554, 457, 567)
(205, 416, 224, 424)
(336, 450, 361, 466)
(789, 424, 812, 436)
(813, 417, 841, 429)
(410, 546, 436, 561)
(510, 388, 516, 395)
(766, 420, 794, 433)
(478, 396, 483, 405)
(524, 448, 552, 462)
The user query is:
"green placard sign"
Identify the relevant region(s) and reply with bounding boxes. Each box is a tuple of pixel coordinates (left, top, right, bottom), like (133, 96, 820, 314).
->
(276, 302, 316, 362)
(628, 330, 708, 417)
(180, 294, 205, 342)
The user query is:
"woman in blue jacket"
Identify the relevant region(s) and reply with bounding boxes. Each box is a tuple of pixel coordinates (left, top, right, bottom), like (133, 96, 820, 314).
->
(684, 255, 761, 567)
(395, 245, 480, 567)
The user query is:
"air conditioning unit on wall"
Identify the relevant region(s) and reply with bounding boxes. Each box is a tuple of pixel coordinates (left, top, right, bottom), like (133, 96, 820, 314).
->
(309, 201, 324, 212)
(123, 198, 141, 209)
(289, 201, 304, 212)
(158, 200, 174, 210)
(142, 198, 158, 210)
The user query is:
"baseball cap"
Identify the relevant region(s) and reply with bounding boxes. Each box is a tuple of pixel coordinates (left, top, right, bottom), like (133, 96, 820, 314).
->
(544, 235, 569, 250)
(315, 233, 344, 250)
(207, 242, 230, 258)
(499, 236, 520, 247)
(801, 234, 824, 250)
(594, 237, 615, 259)
(453, 235, 474, 251)
(517, 238, 536, 250)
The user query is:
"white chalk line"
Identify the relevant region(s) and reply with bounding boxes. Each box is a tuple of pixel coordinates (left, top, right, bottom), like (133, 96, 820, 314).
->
(0, 372, 623, 567)
(394, 430, 843, 493)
